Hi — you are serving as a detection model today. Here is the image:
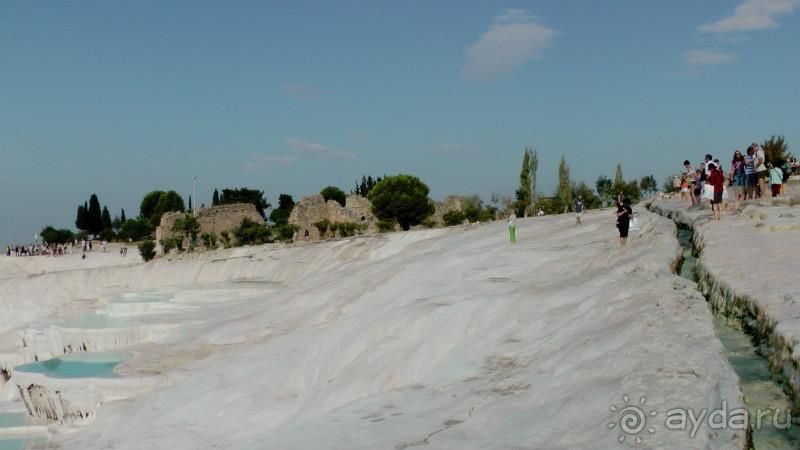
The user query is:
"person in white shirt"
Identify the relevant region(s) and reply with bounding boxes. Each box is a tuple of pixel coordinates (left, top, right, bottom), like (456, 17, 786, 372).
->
(754, 144, 768, 197)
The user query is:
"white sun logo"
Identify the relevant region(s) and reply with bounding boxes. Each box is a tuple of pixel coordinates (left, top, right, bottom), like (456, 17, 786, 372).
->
(608, 395, 657, 444)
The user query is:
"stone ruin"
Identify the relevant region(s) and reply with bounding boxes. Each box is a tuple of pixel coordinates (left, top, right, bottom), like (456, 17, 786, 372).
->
(430, 195, 463, 227)
(289, 194, 377, 242)
(156, 203, 264, 254)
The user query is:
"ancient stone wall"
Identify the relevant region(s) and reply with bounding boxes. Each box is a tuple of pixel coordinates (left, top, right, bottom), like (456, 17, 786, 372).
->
(430, 195, 463, 226)
(289, 194, 376, 242)
(156, 203, 263, 253)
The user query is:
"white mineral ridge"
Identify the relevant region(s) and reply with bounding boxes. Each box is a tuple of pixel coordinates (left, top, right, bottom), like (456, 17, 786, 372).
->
(1, 211, 745, 449)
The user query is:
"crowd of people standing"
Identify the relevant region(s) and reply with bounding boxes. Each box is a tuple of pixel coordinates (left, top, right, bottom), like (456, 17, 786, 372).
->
(672, 144, 795, 220)
(5, 239, 95, 257)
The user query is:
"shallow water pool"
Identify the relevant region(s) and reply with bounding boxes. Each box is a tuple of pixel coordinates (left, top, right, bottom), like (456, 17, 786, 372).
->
(59, 312, 128, 329)
(15, 352, 130, 379)
(0, 413, 26, 450)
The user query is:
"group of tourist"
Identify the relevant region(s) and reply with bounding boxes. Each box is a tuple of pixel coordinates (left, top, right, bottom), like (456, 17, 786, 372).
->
(5, 239, 96, 258)
(672, 145, 794, 220)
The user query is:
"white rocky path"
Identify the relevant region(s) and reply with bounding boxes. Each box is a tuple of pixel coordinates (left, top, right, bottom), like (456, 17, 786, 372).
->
(2, 209, 745, 449)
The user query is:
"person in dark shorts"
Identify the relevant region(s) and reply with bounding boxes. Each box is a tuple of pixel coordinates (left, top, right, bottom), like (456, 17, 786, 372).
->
(616, 198, 633, 247)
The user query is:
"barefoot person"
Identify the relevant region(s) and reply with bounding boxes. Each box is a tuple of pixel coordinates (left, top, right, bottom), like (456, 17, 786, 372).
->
(508, 213, 516, 243)
(616, 198, 632, 247)
(574, 196, 584, 226)
(730, 150, 745, 203)
(708, 163, 724, 221)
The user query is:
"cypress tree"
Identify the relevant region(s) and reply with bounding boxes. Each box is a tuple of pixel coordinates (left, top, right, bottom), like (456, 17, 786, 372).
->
(514, 149, 532, 217)
(88, 194, 102, 236)
(120, 208, 126, 223)
(75, 203, 89, 232)
(212, 189, 220, 206)
(558, 156, 573, 212)
(101, 206, 112, 231)
(529, 149, 539, 207)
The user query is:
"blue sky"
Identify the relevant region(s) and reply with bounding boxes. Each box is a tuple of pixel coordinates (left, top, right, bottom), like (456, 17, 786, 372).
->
(1, 0, 798, 243)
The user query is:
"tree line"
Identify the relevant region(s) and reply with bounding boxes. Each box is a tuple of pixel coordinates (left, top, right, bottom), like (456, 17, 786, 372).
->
(512, 149, 658, 216)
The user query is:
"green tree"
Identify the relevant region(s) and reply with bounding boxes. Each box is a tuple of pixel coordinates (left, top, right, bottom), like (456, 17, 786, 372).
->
(218, 188, 270, 218)
(639, 175, 657, 197)
(233, 218, 272, 245)
(514, 149, 532, 217)
(140, 191, 165, 224)
(572, 182, 601, 210)
(595, 176, 613, 207)
(120, 208, 126, 223)
(277, 193, 295, 211)
(172, 214, 201, 249)
(352, 175, 382, 196)
(138, 240, 156, 262)
(139, 191, 185, 229)
(188, 195, 192, 212)
(101, 206, 112, 232)
(368, 174, 435, 230)
(320, 186, 347, 207)
(212, 189, 220, 206)
(88, 194, 103, 236)
(119, 217, 151, 241)
(662, 176, 676, 193)
(75, 202, 89, 232)
(269, 193, 295, 226)
(461, 195, 495, 223)
(614, 163, 625, 189)
(40, 226, 75, 244)
(529, 149, 539, 206)
(557, 156, 573, 212)
(762, 135, 792, 166)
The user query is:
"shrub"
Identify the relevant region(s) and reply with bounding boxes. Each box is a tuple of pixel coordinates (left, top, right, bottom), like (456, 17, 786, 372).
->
(334, 222, 359, 238)
(219, 231, 232, 248)
(443, 210, 466, 226)
(313, 219, 332, 236)
(172, 214, 200, 249)
(201, 233, 217, 248)
(138, 240, 156, 262)
(377, 219, 396, 233)
(233, 218, 272, 246)
(273, 224, 298, 242)
(160, 237, 181, 253)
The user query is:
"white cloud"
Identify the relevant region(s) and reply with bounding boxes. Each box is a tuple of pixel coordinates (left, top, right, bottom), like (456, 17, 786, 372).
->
(243, 153, 295, 172)
(286, 138, 355, 160)
(684, 49, 736, 65)
(435, 144, 480, 156)
(464, 9, 555, 82)
(281, 83, 321, 100)
(699, 0, 800, 33)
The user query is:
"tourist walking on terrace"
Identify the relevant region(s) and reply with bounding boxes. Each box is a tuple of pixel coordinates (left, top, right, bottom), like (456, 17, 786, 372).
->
(754, 143, 768, 198)
(680, 175, 689, 203)
(769, 163, 783, 197)
(574, 197, 584, 226)
(730, 150, 746, 202)
(744, 146, 757, 199)
(708, 163, 724, 221)
(508, 213, 516, 243)
(616, 198, 632, 247)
